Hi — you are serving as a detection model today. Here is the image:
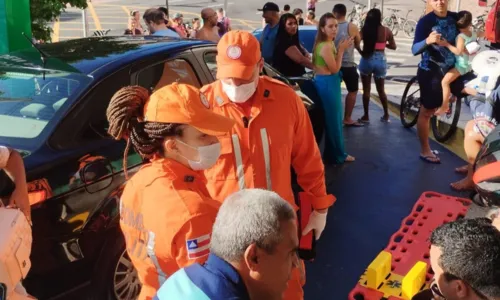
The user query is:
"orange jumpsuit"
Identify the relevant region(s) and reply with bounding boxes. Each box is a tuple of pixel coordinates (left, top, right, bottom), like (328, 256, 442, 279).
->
(119, 158, 220, 300)
(201, 76, 335, 300)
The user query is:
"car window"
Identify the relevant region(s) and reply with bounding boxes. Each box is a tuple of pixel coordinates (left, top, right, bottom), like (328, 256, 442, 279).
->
(204, 52, 218, 80)
(137, 59, 201, 93)
(0, 68, 92, 150)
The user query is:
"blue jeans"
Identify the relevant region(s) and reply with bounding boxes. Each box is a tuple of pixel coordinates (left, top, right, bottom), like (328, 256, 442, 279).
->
(358, 52, 387, 79)
(313, 73, 348, 164)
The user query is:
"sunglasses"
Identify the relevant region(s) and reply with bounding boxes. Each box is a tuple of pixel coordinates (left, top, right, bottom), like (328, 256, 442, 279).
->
(430, 275, 489, 300)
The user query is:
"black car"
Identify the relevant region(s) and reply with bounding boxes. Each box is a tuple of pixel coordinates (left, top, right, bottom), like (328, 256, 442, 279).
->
(0, 36, 324, 300)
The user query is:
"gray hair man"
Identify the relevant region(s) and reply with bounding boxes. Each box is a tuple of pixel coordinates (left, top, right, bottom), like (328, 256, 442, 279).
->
(154, 189, 299, 300)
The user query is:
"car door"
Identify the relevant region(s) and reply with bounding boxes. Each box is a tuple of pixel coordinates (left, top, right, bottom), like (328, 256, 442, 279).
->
(25, 66, 142, 299)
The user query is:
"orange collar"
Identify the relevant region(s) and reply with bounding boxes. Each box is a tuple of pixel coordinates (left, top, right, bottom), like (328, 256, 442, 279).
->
(150, 157, 203, 182)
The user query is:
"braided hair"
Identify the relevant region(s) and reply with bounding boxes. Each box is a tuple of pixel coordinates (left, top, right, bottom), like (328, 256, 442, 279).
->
(106, 86, 182, 177)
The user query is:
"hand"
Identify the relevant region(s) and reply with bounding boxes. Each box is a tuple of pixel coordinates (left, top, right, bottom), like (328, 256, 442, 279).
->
(338, 37, 353, 51)
(435, 38, 449, 47)
(7, 186, 31, 224)
(426, 31, 442, 45)
(302, 210, 328, 240)
(434, 105, 448, 116)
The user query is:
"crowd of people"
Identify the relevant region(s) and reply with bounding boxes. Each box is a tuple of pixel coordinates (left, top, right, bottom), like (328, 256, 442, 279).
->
(124, 6, 231, 42)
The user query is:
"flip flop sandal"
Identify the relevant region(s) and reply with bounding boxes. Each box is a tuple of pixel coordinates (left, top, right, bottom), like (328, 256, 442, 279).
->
(357, 118, 370, 124)
(420, 154, 441, 164)
(344, 122, 364, 127)
(380, 117, 391, 123)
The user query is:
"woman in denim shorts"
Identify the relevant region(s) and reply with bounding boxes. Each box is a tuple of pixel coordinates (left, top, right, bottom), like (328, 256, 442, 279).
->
(358, 9, 397, 123)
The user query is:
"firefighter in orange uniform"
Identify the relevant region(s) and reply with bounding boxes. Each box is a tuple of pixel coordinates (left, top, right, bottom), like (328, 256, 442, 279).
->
(201, 31, 335, 300)
(106, 83, 234, 300)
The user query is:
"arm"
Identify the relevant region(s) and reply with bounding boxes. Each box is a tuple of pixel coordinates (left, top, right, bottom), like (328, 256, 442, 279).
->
(0, 147, 30, 221)
(349, 23, 363, 55)
(285, 46, 315, 69)
(412, 18, 431, 55)
(445, 35, 467, 56)
(171, 213, 217, 268)
(386, 27, 397, 50)
(321, 42, 343, 74)
(290, 93, 336, 211)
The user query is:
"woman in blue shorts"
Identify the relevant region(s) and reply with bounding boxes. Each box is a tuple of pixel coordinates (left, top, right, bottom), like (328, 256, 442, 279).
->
(358, 9, 396, 123)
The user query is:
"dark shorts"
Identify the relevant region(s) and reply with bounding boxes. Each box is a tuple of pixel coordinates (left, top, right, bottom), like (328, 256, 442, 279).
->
(341, 66, 359, 93)
(417, 67, 475, 110)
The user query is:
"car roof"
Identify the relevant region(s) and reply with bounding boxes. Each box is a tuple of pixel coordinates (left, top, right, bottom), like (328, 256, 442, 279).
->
(0, 36, 214, 75)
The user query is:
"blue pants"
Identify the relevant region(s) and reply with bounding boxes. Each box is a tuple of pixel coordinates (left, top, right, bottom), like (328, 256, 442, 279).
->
(314, 73, 347, 164)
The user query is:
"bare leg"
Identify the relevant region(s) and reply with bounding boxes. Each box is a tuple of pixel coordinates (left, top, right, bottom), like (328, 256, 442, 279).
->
(437, 69, 460, 116)
(344, 91, 360, 124)
(375, 77, 389, 120)
(417, 107, 439, 163)
(360, 74, 371, 121)
(451, 120, 484, 190)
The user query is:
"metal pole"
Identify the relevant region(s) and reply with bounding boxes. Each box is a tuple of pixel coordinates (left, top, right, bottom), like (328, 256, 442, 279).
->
(381, 0, 384, 17)
(224, 0, 228, 14)
(368, 0, 372, 10)
(82, 9, 88, 37)
(455, 0, 461, 11)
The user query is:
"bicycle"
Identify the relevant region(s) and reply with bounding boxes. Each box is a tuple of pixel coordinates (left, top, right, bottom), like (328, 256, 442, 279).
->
(382, 8, 418, 38)
(347, 0, 367, 29)
(472, 13, 487, 32)
(400, 76, 462, 142)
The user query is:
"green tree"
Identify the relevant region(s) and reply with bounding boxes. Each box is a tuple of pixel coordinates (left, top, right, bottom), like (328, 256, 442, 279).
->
(31, 0, 88, 42)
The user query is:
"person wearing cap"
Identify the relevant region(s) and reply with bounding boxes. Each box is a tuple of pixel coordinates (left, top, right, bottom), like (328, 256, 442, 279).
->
(258, 2, 281, 64)
(106, 83, 234, 300)
(171, 12, 188, 38)
(200, 30, 335, 300)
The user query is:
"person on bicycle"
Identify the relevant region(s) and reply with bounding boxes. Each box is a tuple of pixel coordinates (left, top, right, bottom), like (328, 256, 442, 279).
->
(412, 0, 475, 164)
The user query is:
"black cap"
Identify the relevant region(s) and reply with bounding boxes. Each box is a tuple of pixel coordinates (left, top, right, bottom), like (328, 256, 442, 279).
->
(257, 2, 280, 12)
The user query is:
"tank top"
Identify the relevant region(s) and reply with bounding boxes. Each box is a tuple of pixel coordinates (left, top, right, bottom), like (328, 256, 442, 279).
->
(314, 42, 337, 68)
(334, 22, 355, 67)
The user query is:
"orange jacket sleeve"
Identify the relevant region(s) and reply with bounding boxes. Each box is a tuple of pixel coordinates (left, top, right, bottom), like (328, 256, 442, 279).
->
(171, 213, 216, 268)
(290, 93, 336, 210)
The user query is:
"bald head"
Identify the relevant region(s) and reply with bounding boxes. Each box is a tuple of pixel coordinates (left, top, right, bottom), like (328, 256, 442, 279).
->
(201, 7, 217, 27)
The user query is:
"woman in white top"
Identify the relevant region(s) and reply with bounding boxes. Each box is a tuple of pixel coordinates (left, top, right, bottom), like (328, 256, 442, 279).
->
(0, 146, 30, 222)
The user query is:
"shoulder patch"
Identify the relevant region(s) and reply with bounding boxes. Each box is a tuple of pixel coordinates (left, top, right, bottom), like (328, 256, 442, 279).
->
(186, 234, 211, 259)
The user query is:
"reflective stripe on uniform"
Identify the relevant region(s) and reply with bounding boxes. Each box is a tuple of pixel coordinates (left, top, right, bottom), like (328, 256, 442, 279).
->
(231, 134, 246, 190)
(260, 128, 272, 191)
(147, 231, 168, 286)
(215, 96, 224, 106)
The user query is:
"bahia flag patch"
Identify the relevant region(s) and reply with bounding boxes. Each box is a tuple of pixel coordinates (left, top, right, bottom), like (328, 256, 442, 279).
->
(186, 234, 211, 259)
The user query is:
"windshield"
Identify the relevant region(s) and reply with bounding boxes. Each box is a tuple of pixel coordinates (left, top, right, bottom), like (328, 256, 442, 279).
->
(0, 68, 92, 150)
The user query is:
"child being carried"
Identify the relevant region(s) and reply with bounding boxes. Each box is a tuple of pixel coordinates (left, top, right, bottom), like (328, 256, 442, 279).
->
(436, 11, 480, 116)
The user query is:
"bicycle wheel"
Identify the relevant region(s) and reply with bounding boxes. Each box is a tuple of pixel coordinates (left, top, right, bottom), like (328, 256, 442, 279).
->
(382, 16, 395, 34)
(431, 96, 462, 142)
(347, 11, 356, 23)
(403, 19, 417, 38)
(400, 76, 421, 128)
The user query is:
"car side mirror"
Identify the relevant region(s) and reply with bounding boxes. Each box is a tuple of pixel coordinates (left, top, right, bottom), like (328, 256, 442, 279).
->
(80, 158, 114, 193)
(478, 0, 487, 7)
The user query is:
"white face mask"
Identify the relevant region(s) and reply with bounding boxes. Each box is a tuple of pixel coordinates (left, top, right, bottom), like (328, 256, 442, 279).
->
(176, 139, 221, 170)
(221, 79, 258, 103)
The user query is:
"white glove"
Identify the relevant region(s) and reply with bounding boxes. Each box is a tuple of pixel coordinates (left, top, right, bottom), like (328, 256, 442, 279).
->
(302, 210, 327, 240)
